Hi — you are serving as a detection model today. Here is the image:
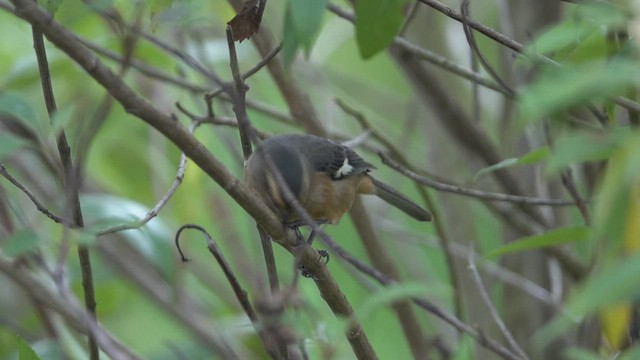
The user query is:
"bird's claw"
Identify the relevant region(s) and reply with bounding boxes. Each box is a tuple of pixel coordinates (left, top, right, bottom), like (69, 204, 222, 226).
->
(299, 249, 330, 279)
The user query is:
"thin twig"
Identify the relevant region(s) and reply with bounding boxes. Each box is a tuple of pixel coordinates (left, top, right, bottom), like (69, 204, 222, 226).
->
(0, 252, 141, 360)
(378, 152, 579, 206)
(206, 42, 283, 100)
(31, 22, 98, 360)
(248, 130, 379, 359)
(460, 0, 515, 96)
(468, 245, 530, 360)
(327, 3, 507, 95)
(226, 26, 254, 161)
(335, 98, 462, 320)
(0, 163, 69, 226)
(319, 234, 523, 360)
(96, 116, 198, 236)
(96, 237, 243, 357)
(560, 169, 591, 225)
(225, 26, 282, 297)
(174, 224, 281, 359)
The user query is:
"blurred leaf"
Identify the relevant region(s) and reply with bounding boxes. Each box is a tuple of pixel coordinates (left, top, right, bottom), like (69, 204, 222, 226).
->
(357, 282, 430, 322)
(486, 226, 591, 259)
(149, 0, 172, 31)
(575, 1, 629, 28)
(281, 0, 327, 67)
(0, 133, 26, 159)
(546, 129, 629, 174)
(17, 335, 40, 360)
(599, 302, 632, 351)
(592, 135, 640, 254)
(4, 230, 41, 257)
(355, 0, 407, 59)
(282, 5, 299, 69)
(37, 0, 63, 16)
(525, 2, 627, 61)
(81, 194, 175, 278)
(536, 252, 640, 347)
(50, 104, 75, 135)
(290, 0, 327, 55)
(571, 253, 640, 316)
(519, 59, 640, 123)
(623, 184, 640, 252)
(73, 229, 97, 246)
(526, 20, 596, 57)
(475, 146, 550, 180)
(0, 92, 40, 129)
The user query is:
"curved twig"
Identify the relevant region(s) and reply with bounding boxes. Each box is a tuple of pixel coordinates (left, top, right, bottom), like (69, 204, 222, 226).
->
(174, 224, 281, 359)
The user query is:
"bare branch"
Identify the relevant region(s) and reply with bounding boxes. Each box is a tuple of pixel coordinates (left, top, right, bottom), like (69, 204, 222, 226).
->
(175, 224, 282, 359)
(378, 152, 578, 206)
(31, 21, 98, 359)
(319, 233, 524, 360)
(0, 163, 68, 226)
(468, 245, 530, 360)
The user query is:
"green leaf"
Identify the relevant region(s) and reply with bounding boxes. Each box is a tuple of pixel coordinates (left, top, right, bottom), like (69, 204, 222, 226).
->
(289, 0, 327, 55)
(535, 252, 640, 348)
(282, 4, 300, 69)
(355, 0, 407, 59)
(17, 335, 41, 360)
(0, 133, 26, 159)
(525, 2, 627, 62)
(475, 146, 550, 180)
(591, 135, 640, 254)
(486, 226, 591, 259)
(81, 194, 175, 278)
(525, 20, 595, 57)
(546, 130, 629, 174)
(519, 59, 640, 124)
(4, 230, 41, 257)
(571, 253, 640, 316)
(50, 104, 75, 135)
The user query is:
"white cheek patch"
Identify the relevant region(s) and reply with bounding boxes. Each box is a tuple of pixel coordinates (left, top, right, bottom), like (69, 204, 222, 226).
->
(334, 158, 353, 179)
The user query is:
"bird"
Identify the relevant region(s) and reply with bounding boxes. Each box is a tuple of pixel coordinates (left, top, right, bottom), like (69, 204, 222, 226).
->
(244, 134, 432, 236)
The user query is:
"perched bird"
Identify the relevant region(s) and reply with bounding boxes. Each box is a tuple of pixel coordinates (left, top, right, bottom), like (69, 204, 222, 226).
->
(244, 134, 432, 231)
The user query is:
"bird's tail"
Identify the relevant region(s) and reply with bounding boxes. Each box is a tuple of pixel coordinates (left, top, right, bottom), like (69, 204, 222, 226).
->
(371, 177, 432, 222)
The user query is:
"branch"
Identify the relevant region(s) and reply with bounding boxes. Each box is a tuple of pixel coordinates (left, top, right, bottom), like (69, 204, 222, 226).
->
(468, 246, 529, 360)
(327, 3, 507, 95)
(0, 253, 140, 360)
(415, 0, 640, 114)
(319, 233, 524, 360)
(0, 163, 68, 226)
(175, 224, 282, 359)
(378, 152, 578, 206)
(95, 238, 244, 357)
(8, 2, 376, 358)
(96, 118, 192, 236)
(31, 21, 98, 359)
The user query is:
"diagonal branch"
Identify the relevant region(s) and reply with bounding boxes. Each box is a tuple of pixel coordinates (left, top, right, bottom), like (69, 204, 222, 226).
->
(8, 2, 376, 358)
